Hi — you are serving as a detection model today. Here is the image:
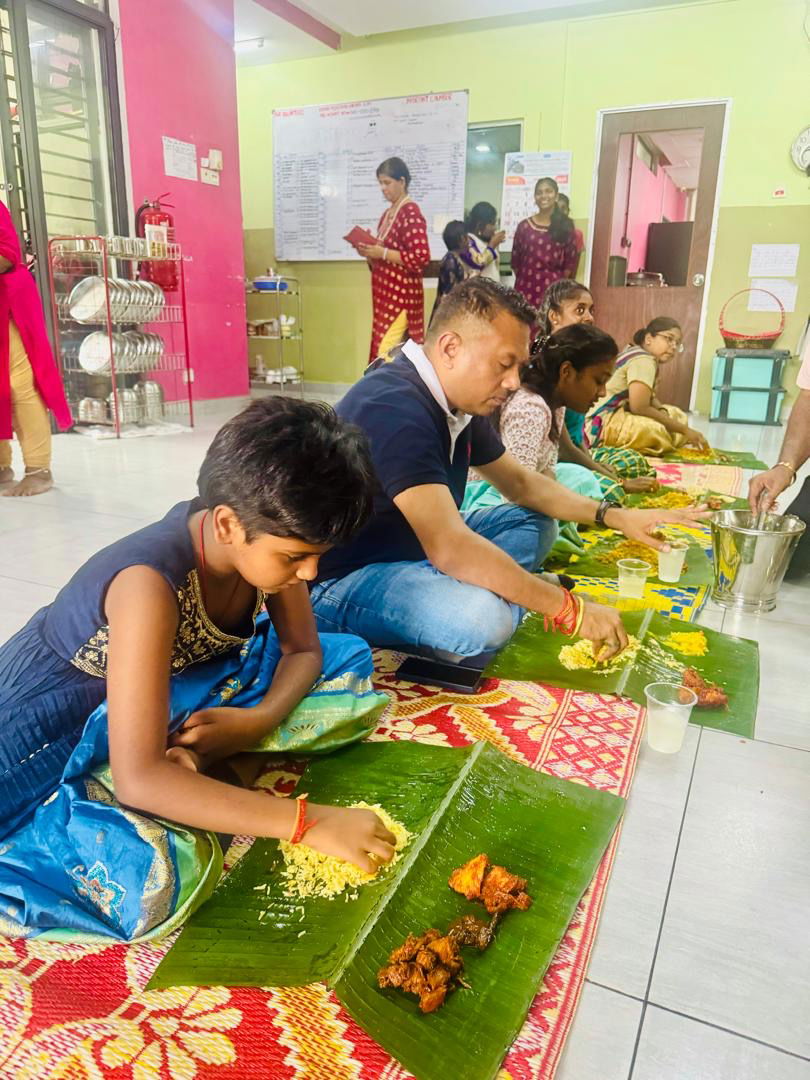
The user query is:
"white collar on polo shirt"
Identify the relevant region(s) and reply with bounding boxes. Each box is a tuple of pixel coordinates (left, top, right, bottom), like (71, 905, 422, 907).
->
(401, 338, 473, 460)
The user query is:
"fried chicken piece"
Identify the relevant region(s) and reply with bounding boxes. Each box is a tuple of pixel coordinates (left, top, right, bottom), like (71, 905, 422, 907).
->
(700, 686, 729, 708)
(427, 935, 462, 971)
(378, 927, 466, 1013)
(480, 863, 533, 915)
(682, 667, 728, 709)
(377, 962, 410, 989)
(400, 966, 429, 997)
(447, 914, 495, 950)
(388, 933, 424, 965)
(448, 853, 489, 901)
(419, 986, 448, 1013)
(415, 948, 437, 971)
(426, 965, 453, 989)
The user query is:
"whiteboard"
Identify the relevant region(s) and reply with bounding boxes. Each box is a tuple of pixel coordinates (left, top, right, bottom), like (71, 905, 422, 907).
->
(272, 91, 468, 261)
(500, 151, 572, 252)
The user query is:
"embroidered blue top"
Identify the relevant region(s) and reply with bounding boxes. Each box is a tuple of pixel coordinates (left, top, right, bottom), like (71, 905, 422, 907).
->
(42, 498, 262, 678)
(0, 499, 262, 837)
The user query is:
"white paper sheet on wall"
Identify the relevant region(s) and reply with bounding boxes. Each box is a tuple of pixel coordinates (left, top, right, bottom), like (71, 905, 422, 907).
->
(747, 243, 799, 278)
(748, 278, 798, 313)
(162, 136, 198, 182)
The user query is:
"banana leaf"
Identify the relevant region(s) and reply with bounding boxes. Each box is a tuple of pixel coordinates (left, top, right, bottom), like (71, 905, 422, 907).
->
(545, 529, 713, 587)
(624, 490, 749, 512)
(486, 610, 758, 738)
(656, 448, 768, 470)
(149, 741, 624, 1080)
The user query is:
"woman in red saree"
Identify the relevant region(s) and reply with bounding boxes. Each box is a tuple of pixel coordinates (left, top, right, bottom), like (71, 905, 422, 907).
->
(358, 157, 430, 364)
(0, 200, 71, 496)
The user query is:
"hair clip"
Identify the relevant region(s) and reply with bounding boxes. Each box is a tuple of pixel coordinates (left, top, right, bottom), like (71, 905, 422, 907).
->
(530, 333, 550, 355)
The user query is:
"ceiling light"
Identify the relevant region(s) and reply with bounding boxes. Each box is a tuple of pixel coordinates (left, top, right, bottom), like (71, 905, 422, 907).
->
(475, 143, 491, 153)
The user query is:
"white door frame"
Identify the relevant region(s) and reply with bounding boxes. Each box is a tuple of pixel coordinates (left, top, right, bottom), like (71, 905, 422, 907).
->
(584, 98, 733, 412)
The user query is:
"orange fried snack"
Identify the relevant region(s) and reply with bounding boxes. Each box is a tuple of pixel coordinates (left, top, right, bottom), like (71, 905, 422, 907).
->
(447, 853, 489, 901)
(448, 854, 533, 916)
(480, 863, 532, 916)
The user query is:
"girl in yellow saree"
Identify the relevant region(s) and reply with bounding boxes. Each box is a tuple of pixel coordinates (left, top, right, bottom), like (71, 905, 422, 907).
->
(587, 316, 709, 456)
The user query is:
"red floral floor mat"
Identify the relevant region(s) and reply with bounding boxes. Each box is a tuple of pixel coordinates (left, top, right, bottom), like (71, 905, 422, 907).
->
(0, 656, 644, 1079)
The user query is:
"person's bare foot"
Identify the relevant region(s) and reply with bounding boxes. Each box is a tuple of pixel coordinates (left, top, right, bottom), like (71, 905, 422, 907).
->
(0, 466, 13, 487)
(165, 746, 202, 772)
(2, 468, 53, 497)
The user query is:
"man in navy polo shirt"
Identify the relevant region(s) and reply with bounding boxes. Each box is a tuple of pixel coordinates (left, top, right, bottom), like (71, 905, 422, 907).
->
(311, 278, 702, 660)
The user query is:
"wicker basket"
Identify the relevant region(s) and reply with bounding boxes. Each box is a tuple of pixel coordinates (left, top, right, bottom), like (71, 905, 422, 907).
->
(719, 287, 785, 349)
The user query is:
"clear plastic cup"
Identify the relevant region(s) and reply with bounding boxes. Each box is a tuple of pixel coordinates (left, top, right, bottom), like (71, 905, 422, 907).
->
(657, 541, 688, 583)
(644, 682, 697, 753)
(617, 558, 651, 599)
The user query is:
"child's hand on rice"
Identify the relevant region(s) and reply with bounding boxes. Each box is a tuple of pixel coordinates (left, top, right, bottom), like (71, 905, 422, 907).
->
(304, 804, 397, 873)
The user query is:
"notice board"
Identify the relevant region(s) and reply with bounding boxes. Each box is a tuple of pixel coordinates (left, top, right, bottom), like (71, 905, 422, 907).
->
(272, 91, 468, 261)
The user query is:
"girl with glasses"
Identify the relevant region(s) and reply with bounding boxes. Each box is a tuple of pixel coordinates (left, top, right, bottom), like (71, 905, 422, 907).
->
(586, 316, 709, 456)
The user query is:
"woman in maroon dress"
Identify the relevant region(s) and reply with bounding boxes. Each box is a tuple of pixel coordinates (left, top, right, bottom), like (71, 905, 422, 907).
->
(357, 157, 430, 364)
(511, 177, 579, 311)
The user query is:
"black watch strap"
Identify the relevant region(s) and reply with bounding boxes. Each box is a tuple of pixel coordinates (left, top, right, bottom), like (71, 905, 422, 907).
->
(595, 498, 619, 528)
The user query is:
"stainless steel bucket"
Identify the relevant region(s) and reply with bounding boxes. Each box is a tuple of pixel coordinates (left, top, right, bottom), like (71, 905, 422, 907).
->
(710, 510, 806, 613)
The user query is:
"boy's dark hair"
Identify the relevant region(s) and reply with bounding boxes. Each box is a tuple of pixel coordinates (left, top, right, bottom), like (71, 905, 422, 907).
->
(427, 276, 536, 339)
(376, 156, 411, 188)
(442, 219, 467, 251)
(465, 201, 497, 234)
(537, 279, 592, 334)
(197, 398, 374, 544)
(633, 315, 681, 347)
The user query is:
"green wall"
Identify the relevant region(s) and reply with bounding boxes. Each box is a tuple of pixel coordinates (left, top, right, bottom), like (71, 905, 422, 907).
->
(237, 0, 810, 407)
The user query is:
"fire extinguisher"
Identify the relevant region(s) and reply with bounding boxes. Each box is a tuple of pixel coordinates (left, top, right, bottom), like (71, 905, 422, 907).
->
(135, 194, 178, 292)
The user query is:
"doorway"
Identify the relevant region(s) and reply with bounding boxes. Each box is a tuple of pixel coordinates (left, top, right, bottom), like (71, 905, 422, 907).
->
(465, 121, 522, 277)
(587, 102, 728, 410)
(0, 0, 126, 333)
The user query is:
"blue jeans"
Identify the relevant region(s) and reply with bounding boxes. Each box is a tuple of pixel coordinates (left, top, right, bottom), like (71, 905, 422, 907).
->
(310, 503, 558, 658)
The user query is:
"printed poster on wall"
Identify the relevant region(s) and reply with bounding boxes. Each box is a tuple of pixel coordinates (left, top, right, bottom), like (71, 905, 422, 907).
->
(500, 151, 572, 252)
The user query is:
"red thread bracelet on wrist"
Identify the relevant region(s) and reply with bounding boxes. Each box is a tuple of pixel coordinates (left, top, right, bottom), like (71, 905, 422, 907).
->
(544, 588, 581, 636)
(289, 792, 318, 844)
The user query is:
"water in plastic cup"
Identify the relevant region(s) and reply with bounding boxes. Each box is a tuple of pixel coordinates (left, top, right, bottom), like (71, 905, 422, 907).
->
(657, 542, 688, 583)
(617, 558, 651, 599)
(644, 682, 697, 753)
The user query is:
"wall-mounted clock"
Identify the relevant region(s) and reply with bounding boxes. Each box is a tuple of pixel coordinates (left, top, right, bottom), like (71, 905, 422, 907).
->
(791, 126, 810, 174)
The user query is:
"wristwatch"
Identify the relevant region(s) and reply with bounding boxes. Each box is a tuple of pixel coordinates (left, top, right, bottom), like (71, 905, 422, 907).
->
(595, 498, 620, 528)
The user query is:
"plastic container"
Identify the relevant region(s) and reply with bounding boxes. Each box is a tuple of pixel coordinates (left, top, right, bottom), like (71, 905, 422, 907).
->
(253, 276, 289, 292)
(710, 510, 806, 613)
(617, 558, 651, 599)
(644, 682, 697, 753)
(657, 541, 688, 583)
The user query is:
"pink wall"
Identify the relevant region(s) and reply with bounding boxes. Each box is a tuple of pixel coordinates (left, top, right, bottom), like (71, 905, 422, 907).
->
(610, 135, 689, 273)
(116, 0, 247, 402)
(661, 180, 688, 226)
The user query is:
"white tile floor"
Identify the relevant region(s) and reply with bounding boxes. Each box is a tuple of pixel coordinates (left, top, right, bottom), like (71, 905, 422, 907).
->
(1, 403, 808, 1079)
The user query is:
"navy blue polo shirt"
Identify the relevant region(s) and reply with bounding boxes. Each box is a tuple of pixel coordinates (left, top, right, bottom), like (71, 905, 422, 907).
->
(316, 354, 505, 583)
